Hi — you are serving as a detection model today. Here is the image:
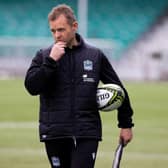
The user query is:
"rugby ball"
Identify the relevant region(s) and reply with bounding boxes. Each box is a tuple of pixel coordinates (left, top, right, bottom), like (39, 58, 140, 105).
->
(97, 84, 125, 111)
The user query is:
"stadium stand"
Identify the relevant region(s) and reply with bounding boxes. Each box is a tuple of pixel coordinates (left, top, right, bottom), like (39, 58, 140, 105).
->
(1, 0, 167, 42)
(0, 0, 168, 57)
(88, 0, 168, 47)
(0, 0, 168, 78)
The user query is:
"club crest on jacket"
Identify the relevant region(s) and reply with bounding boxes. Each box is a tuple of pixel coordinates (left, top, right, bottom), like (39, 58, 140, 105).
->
(83, 60, 93, 71)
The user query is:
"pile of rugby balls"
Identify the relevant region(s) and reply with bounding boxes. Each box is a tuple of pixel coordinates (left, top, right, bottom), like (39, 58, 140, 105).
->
(97, 84, 125, 111)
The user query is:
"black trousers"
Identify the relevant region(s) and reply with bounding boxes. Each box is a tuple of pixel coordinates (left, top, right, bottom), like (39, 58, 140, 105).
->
(44, 138, 99, 168)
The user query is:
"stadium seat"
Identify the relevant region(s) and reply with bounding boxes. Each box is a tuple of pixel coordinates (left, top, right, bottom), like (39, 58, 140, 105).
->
(0, 0, 77, 37)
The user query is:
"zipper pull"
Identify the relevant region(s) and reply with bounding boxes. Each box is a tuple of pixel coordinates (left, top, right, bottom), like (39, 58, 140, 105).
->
(73, 136, 77, 148)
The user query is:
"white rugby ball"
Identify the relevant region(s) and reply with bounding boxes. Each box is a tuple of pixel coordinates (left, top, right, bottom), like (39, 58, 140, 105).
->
(97, 84, 125, 111)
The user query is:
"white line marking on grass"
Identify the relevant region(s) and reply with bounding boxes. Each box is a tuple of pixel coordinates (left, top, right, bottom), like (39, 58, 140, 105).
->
(98, 151, 168, 160)
(0, 122, 37, 129)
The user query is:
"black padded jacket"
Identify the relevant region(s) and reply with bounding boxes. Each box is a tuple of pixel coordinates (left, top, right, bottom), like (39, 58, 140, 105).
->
(24, 34, 134, 142)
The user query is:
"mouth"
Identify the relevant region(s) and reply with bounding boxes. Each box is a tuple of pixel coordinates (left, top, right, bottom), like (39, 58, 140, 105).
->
(56, 39, 65, 43)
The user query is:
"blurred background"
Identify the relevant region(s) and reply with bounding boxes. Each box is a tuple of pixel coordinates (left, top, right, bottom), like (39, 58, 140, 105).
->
(1, 0, 168, 81)
(0, 1, 168, 168)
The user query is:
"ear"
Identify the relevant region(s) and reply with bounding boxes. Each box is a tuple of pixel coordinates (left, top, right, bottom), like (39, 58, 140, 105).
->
(72, 21, 78, 32)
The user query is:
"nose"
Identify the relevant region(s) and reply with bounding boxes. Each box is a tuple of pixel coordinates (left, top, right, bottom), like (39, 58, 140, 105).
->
(54, 31, 61, 40)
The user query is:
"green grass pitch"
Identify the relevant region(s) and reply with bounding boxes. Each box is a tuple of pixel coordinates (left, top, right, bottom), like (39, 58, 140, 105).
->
(0, 79, 168, 168)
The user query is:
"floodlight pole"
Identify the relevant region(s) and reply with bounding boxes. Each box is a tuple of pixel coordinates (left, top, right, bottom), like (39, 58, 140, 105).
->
(78, 0, 88, 38)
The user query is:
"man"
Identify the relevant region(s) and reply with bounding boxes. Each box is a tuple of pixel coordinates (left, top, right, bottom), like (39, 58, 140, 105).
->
(24, 4, 134, 168)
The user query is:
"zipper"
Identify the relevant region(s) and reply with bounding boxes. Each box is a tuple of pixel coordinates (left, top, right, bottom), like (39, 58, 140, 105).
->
(69, 50, 75, 112)
(69, 49, 76, 147)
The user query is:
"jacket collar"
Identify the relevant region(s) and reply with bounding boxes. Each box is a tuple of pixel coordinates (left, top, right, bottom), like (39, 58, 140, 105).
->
(66, 33, 85, 50)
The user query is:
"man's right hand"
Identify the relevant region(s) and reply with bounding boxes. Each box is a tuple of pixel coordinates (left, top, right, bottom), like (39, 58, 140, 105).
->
(49, 42, 66, 61)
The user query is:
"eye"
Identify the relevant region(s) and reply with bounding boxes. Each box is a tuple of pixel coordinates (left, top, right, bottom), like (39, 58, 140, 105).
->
(50, 28, 65, 34)
(51, 29, 56, 33)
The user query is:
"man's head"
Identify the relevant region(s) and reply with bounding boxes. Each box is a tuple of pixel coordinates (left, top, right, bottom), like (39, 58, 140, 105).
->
(48, 4, 78, 47)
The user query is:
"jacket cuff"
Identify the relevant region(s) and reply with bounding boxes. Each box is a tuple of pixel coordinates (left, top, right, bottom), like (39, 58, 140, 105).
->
(118, 119, 134, 128)
(43, 56, 59, 68)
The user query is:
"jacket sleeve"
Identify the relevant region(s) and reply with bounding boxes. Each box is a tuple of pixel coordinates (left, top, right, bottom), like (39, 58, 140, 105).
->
(100, 52, 134, 128)
(24, 49, 58, 95)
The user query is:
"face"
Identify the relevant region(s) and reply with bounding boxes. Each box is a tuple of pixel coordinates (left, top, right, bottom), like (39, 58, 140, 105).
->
(49, 14, 78, 46)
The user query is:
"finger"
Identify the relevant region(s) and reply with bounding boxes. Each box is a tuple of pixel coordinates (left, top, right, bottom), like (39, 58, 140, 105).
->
(56, 41, 67, 46)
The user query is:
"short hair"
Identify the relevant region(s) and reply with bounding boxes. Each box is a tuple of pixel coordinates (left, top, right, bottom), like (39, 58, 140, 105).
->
(48, 4, 76, 25)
